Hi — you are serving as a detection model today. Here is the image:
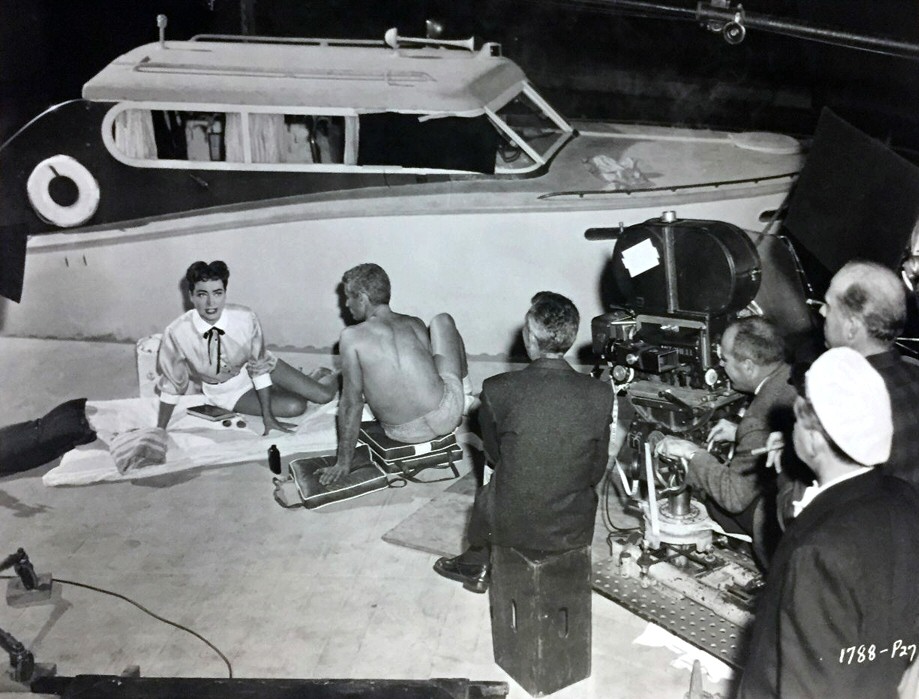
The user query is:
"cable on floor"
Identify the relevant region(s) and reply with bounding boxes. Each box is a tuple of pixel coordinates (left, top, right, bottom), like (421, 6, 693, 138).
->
(601, 466, 640, 537)
(0, 573, 233, 678)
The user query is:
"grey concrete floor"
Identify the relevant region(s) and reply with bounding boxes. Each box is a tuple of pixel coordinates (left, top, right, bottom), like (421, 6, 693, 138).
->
(0, 337, 732, 698)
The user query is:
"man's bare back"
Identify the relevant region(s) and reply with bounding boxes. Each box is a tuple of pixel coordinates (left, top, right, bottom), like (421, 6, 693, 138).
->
(346, 309, 446, 425)
(317, 263, 469, 484)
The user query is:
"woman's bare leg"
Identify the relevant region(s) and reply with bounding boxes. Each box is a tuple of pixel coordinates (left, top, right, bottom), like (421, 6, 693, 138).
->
(233, 360, 338, 417)
(233, 386, 310, 418)
(271, 358, 338, 404)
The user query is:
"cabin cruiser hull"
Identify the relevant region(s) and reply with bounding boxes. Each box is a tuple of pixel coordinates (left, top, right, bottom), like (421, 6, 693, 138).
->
(0, 101, 425, 238)
(4, 178, 794, 356)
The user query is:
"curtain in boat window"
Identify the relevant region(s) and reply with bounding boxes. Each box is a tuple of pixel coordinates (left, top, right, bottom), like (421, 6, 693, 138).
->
(113, 110, 157, 160)
(224, 113, 285, 163)
(225, 114, 243, 162)
(250, 114, 284, 163)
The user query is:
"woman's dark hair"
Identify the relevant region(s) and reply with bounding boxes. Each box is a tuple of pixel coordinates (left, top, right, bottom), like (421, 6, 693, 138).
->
(186, 260, 229, 293)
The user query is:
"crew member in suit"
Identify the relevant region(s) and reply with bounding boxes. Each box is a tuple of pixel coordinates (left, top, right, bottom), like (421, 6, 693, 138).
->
(655, 316, 797, 566)
(820, 259, 919, 485)
(433, 291, 613, 593)
(738, 347, 919, 699)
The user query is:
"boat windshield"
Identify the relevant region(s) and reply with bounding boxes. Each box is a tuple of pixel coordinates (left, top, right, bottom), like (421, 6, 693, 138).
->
(490, 85, 573, 174)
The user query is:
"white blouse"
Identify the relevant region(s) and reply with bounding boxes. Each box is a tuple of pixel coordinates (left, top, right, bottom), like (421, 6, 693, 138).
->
(157, 304, 276, 404)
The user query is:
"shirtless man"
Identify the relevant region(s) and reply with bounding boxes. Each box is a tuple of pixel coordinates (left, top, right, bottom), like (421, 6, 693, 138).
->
(317, 263, 471, 484)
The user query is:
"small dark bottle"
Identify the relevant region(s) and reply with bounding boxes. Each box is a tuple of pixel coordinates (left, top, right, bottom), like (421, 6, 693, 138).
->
(268, 445, 281, 475)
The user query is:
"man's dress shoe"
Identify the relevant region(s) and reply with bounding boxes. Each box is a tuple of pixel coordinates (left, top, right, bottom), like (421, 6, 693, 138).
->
(433, 555, 490, 593)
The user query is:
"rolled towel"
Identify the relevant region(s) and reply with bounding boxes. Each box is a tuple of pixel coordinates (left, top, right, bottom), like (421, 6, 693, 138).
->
(109, 427, 168, 474)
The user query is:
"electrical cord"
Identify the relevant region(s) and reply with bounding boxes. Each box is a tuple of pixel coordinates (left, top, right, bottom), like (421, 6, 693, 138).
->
(600, 465, 641, 537)
(0, 574, 233, 678)
(602, 387, 640, 537)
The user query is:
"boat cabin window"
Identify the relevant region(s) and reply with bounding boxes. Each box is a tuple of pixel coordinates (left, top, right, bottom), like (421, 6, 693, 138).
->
(105, 104, 545, 175)
(493, 91, 567, 170)
(110, 109, 348, 165)
(357, 113, 497, 174)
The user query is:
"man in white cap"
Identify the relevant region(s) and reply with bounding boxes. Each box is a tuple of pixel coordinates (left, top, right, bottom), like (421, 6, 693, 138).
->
(738, 347, 919, 699)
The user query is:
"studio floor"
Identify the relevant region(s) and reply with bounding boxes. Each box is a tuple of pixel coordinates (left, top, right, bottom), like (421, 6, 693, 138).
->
(0, 337, 733, 698)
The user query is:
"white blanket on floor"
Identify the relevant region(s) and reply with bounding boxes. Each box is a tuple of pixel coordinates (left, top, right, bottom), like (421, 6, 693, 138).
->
(43, 396, 342, 486)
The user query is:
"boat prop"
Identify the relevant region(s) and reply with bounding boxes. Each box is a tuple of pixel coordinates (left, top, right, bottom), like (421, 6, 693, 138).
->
(384, 27, 475, 53)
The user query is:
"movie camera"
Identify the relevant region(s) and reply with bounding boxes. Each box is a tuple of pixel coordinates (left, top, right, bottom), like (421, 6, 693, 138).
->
(588, 211, 762, 552)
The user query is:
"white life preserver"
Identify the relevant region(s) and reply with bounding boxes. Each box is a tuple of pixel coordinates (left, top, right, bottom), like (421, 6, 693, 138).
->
(26, 154, 100, 228)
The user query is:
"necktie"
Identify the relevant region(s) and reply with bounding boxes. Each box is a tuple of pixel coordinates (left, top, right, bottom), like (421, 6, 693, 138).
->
(203, 327, 225, 372)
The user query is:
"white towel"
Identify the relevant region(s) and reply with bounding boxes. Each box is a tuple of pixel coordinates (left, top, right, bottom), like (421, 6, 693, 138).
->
(43, 396, 340, 486)
(109, 427, 168, 474)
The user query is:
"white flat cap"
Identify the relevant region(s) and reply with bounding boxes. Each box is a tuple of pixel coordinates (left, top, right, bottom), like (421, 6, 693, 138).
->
(805, 347, 892, 465)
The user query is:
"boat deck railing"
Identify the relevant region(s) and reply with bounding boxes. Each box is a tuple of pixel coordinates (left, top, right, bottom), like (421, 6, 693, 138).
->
(538, 171, 799, 200)
(189, 34, 384, 48)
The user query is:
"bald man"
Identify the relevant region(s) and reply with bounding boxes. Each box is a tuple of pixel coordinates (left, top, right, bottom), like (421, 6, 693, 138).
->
(656, 317, 796, 567)
(820, 259, 919, 485)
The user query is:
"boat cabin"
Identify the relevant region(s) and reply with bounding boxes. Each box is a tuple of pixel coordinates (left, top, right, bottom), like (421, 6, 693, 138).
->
(83, 34, 574, 177)
(0, 26, 806, 339)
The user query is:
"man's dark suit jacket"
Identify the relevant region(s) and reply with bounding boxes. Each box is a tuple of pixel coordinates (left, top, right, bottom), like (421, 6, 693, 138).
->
(471, 357, 613, 552)
(867, 348, 919, 486)
(738, 470, 919, 699)
(688, 364, 797, 514)
(688, 364, 799, 564)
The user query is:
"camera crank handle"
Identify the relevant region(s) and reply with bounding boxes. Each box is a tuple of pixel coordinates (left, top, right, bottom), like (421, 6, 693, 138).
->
(658, 389, 700, 415)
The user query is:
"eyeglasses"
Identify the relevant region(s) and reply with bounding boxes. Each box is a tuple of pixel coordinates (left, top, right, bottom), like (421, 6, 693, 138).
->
(806, 298, 828, 317)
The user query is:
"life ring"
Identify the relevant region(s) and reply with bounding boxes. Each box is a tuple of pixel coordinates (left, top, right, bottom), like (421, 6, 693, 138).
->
(26, 155, 100, 228)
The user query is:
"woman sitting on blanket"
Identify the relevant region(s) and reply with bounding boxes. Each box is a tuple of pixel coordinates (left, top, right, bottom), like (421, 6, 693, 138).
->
(156, 260, 337, 435)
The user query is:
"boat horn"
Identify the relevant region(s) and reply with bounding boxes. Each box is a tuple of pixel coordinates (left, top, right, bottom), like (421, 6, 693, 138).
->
(157, 14, 168, 48)
(384, 28, 475, 52)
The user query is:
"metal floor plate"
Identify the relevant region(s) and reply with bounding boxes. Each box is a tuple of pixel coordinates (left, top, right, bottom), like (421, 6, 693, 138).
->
(592, 559, 748, 669)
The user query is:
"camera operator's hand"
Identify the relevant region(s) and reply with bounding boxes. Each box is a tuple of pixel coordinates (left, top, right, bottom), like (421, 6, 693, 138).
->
(764, 431, 785, 473)
(655, 436, 704, 463)
(706, 419, 738, 449)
